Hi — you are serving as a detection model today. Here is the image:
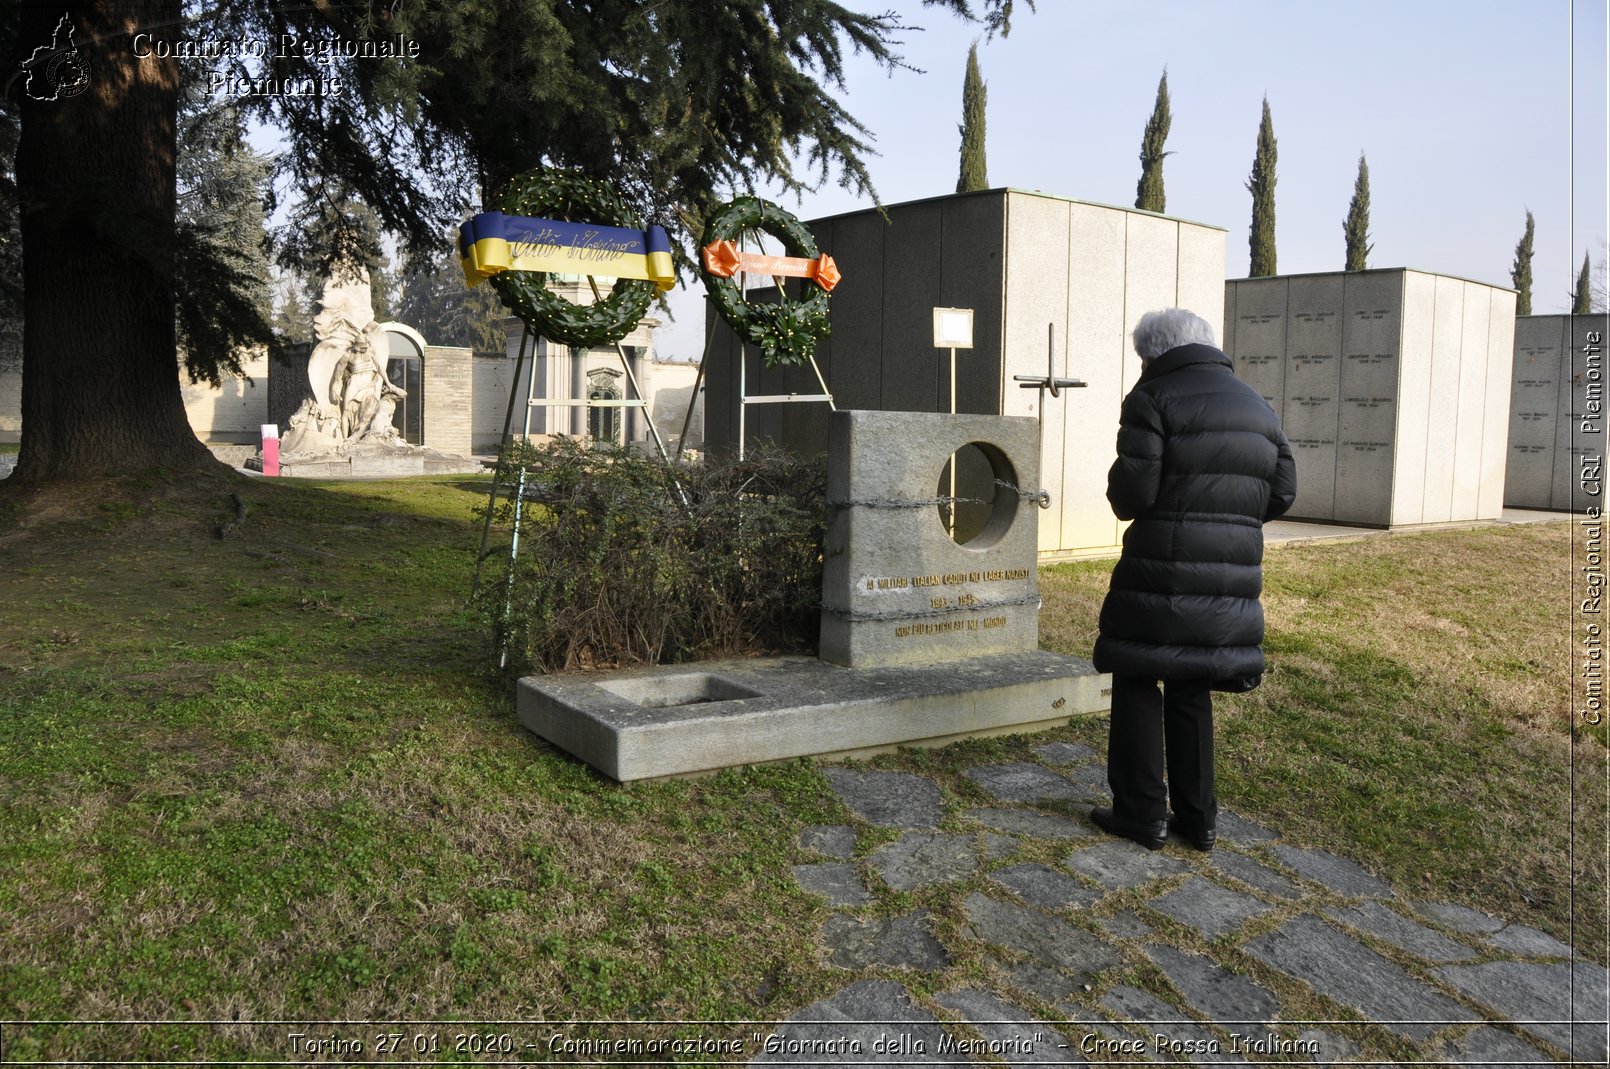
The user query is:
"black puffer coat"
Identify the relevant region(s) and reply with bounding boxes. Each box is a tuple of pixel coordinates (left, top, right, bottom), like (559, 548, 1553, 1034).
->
(1092, 343, 1297, 682)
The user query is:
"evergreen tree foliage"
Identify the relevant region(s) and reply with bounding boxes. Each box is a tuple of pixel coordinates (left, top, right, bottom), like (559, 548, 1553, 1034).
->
(1575, 252, 1594, 314)
(1134, 69, 1170, 212)
(1594, 239, 1609, 313)
(1511, 210, 1535, 316)
(0, 0, 1029, 484)
(1343, 152, 1372, 271)
(1246, 96, 1278, 277)
(397, 254, 510, 355)
(956, 41, 988, 193)
(270, 270, 315, 345)
(172, 66, 275, 386)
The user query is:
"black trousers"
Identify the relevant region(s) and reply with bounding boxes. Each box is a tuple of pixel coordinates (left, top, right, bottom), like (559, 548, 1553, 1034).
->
(1107, 674, 1216, 826)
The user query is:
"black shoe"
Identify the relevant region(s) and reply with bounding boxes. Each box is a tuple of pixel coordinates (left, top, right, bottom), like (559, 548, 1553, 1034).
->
(1168, 814, 1216, 851)
(1090, 806, 1167, 851)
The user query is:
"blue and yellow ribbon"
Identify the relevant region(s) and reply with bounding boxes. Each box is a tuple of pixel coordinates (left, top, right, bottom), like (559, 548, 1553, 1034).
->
(458, 211, 676, 292)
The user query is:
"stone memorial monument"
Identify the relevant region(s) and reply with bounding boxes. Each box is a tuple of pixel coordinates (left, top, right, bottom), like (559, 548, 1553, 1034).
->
(268, 268, 482, 478)
(517, 409, 1106, 781)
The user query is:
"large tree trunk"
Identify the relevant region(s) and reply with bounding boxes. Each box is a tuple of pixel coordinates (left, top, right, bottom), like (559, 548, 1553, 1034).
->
(10, 0, 217, 484)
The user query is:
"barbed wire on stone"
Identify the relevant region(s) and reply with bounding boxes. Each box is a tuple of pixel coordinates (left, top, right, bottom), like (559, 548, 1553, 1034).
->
(827, 479, 1051, 511)
(820, 593, 1044, 624)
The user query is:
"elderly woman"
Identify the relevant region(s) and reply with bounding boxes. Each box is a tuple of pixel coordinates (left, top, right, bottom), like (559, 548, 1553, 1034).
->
(1091, 308, 1296, 852)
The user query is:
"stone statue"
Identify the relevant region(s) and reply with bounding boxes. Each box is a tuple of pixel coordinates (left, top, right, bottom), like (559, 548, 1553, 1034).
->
(280, 267, 405, 455)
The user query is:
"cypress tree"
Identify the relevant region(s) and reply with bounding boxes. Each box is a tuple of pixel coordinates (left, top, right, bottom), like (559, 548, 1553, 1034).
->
(1246, 96, 1278, 277)
(1510, 210, 1535, 316)
(956, 42, 988, 193)
(1342, 152, 1372, 271)
(1575, 252, 1593, 314)
(1134, 69, 1171, 212)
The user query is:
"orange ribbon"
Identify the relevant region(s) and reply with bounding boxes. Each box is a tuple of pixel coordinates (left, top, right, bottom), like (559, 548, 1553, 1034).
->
(701, 239, 841, 292)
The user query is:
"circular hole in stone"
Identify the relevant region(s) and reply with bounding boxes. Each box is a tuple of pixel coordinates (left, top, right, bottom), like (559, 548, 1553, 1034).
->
(935, 441, 1017, 548)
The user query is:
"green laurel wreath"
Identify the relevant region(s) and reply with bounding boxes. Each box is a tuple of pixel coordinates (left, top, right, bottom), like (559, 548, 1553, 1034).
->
(700, 197, 831, 367)
(490, 169, 655, 348)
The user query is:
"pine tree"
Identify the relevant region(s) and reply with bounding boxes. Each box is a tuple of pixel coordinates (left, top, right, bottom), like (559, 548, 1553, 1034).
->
(2, 0, 1026, 486)
(1343, 152, 1372, 271)
(172, 65, 275, 387)
(397, 254, 510, 356)
(1246, 96, 1278, 277)
(1510, 210, 1535, 316)
(1134, 69, 1171, 212)
(1575, 252, 1594, 314)
(956, 42, 988, 193)
(270, 271, 314, 345)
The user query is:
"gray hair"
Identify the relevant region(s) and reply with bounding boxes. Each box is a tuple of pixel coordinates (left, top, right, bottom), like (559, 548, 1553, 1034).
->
(1131, 308, 1216, 360)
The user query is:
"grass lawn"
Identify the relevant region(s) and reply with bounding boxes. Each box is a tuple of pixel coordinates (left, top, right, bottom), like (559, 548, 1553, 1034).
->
(0, 470, 1593, 1061)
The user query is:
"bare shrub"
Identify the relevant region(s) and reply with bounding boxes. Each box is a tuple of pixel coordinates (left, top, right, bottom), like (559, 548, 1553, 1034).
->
(483, 439, 824, 672)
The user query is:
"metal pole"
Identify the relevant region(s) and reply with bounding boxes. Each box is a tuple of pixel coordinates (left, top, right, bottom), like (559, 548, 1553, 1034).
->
(737, 342, 747, 462)
(498, 335, 544, 670)
(807, 351, 836, 412)
(473, 325, 532, 600)
(675, 301, 714, 460)
(948, 344, 957, 537)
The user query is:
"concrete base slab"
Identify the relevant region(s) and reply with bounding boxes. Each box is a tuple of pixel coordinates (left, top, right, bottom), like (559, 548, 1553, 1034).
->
(516, 650, 1107, 781)
(250, 449, 485, 479)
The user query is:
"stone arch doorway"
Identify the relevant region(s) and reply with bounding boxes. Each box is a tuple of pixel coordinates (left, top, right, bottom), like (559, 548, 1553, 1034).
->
(587, 368, 623, 444)
(380, 323, 426, 445)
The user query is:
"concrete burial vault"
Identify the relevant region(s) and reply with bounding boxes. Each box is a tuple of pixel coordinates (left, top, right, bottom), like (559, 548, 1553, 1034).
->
(518, 410, 1108, 781)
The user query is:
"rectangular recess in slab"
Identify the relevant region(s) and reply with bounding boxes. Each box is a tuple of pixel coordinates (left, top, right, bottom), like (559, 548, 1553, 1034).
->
(596, 673, 763, 709)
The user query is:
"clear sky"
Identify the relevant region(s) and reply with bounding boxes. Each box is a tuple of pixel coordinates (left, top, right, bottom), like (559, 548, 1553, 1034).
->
(653, 0, 1608, 359)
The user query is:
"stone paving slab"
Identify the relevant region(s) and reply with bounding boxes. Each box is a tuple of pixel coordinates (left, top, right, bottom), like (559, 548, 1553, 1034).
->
(964, 762, 1084, 804)
(1059, 763, 1112, 798)
(1433, 959, 1609, 1061)
(1486, 922, 1579, 959)
(962, 893, 1125, 987)
(982, 832, 1019, 862)
(1267, 844, 1396, 897)
(1000, 960, 1086, 1006)
(793, 863, 872, 907)
(1244, 915, 1477, 1039)
(1216, 809, 1278, 844)
(1098, 986, 1239, 1063)
(932, 988, 1083, 1065)
(868, 832, 978, 891)
(989, 863, 1101, 911)
(1145, 943, 1282, 1025)
(1440, 1025, 1562, 1067)
(824, 768, 944, 827)
(1323, 901, 1478, 962)
(1096, 911, 1154, 939)
(753, 979, 964, 1065)
(1064, 839, 1189, 889)
(1209, 848, 1303, 900)
(1414, 899, 1506, 934)
(962, 807, 1096, 840)
(798, 824, 858, 858)
(1032, 742, 1098, 766)
(822, 910, 950, 971)
(1148, 876, 1277, 940)
(777, 762, 1589, 1066)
